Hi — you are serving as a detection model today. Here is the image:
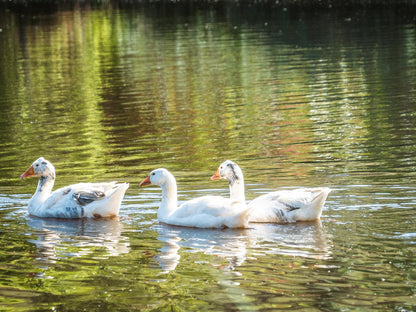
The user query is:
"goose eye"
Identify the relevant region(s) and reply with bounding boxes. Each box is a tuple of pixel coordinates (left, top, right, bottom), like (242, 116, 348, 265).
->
(35, 164, 39, 167)
(151, 172, 155, 176)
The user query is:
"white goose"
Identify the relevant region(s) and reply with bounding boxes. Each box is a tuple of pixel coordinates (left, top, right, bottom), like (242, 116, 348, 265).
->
(211, 160, 331, 223)
(139, 168, 252, 228)
(20, 157, 129, 218)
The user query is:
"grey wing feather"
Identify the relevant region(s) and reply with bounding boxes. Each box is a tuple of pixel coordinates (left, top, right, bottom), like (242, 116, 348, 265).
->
(254, 193, 300, 211)
(73, 190, 106, 206)
(280, 200, 301, 211)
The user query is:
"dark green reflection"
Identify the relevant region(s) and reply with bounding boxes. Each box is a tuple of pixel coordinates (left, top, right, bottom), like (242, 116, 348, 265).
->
(1, 4, 415, 192)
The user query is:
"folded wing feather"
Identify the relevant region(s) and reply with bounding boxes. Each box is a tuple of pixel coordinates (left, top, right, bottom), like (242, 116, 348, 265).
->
(73, 190, 106, 206)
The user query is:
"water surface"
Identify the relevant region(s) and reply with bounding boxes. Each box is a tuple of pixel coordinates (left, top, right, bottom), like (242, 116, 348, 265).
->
(0, 2, 415, 311)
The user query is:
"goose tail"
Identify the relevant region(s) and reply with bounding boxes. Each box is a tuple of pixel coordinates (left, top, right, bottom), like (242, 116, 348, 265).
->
(224, 203, 255, 228)
(293, 187, 331, 221)
(311, 187, 331, 215)
(92, 183, 129, 218)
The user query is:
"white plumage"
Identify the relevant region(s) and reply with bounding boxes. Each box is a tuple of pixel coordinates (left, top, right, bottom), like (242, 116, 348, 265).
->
(211, 160, 330, 223)
(21, 157, 129, 218)
(140, 168, 252, 228)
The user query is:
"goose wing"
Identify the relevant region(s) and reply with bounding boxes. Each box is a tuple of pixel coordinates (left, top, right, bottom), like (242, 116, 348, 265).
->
(40, 182, 120, 218)
(248, 188, 330, 223)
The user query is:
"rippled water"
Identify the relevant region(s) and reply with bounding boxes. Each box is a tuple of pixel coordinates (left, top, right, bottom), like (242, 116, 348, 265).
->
(0, 2, 415, 311)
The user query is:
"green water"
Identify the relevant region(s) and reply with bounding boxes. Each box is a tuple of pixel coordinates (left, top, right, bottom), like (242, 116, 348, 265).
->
(0, 2, 415, 311)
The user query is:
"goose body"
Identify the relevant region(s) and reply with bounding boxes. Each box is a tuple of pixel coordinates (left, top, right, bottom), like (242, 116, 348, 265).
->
(140, 168, 252, 228)
(211, 160, 330, 223)
(21, 157, 129, 218)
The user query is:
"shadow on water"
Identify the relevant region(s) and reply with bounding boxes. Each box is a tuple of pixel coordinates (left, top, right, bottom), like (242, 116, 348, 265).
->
(155, 220, 330, 273)
(26, 217, 130, 262)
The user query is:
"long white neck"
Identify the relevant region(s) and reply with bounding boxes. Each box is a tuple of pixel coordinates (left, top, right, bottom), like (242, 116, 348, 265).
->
(28, 175, 55, 213)
(229, 175, 245, 203)
(158, 173, 178, 222)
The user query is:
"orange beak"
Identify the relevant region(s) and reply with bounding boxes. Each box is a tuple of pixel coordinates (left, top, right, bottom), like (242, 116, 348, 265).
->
(139, 176, 152, 187)
(20, 165, 35, 179)
(210, 169, 220, 180)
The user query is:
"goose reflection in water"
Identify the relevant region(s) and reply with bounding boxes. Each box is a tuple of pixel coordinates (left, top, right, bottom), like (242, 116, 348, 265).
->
(27, 216, 130, 262)
(155, 220, 330, 273)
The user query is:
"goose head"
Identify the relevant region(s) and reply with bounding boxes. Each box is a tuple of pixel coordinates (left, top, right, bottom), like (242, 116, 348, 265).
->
(140, 168, 173, 187)
(20, 157, 55, 180)
(210, 160, 243, 185)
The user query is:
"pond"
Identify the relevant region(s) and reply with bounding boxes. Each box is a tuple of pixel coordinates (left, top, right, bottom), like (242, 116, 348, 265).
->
(0, 1, 415, 311)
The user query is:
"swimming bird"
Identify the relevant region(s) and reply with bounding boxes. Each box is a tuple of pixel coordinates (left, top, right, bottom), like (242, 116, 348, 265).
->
(211, 160, 330, 223)
(20, 157, 129, 218)
(139, 168, 252, 228)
